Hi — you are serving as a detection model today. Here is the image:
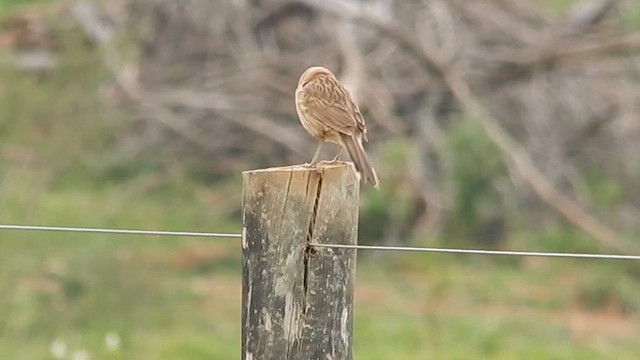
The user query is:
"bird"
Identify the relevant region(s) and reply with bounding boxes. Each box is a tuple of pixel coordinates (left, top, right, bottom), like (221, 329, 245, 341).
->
(295, 66, 379, 187)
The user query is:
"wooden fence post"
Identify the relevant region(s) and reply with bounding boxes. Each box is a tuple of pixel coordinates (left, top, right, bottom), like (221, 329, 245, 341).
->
(241, 163, 359, 360)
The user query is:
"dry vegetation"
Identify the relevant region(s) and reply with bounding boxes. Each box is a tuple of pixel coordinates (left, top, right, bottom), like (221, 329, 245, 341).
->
(69, 0, 640, 249)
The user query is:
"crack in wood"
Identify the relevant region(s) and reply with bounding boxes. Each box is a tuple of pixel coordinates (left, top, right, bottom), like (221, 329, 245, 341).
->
(282, 171, 294, 214)
(303, 171, 323, 313)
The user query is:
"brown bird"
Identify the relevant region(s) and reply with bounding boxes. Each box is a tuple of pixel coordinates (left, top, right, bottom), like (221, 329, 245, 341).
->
(295, 66, 379, 187)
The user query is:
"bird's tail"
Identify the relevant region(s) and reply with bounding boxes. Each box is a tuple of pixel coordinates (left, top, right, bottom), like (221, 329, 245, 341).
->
(340, 133, 379, 188)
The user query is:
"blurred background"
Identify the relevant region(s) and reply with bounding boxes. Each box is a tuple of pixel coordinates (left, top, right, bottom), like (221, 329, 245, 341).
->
(1, 0, 640, 358)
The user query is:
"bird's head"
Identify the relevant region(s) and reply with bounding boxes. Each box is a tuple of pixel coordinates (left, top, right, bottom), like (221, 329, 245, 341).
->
(298, 66, 335, 87)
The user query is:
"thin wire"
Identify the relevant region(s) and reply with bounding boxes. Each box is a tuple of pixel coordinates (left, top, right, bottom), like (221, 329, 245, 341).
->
(1, 224, 639, 260)
(0, 224, 242, 238)
(310, 243, 640, 260)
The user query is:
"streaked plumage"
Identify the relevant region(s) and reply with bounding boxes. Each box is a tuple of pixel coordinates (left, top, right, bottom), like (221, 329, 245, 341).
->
(295, 66, 379, 187)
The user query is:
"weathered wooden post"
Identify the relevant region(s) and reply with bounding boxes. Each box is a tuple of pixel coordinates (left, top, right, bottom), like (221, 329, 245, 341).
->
(241, 163, 359, 360)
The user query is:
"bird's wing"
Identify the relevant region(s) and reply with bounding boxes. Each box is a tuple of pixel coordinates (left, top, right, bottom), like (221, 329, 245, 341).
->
(352, 103, 368, 142)
(302, 78, 359, 136)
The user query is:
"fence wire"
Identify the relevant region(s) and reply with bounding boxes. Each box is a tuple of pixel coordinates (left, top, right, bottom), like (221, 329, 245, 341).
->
(1, 223, 639, 260)
(309, 243, 640, 260)
(0, 224, 241, 238)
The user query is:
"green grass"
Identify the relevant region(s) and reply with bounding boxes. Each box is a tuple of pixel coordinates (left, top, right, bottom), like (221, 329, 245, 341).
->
(0, 0, 47, 12)
(540, 0, 640, 31)
(353, 256, 640, 359)
(1, 1, 639, 359)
